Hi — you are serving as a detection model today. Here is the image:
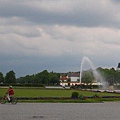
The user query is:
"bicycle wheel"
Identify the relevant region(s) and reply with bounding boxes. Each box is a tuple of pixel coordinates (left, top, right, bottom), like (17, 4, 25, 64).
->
(11, 97, 18, 105)
(1, 97, 6, 104)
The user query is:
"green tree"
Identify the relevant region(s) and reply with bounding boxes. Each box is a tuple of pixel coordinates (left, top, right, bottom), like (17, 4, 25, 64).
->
(0, 72, 4, 83)
(41, 70, 49, 85)
(5, 70, 16, 83)
(81, 70, 94, 84)
(49, 74, 60, 85)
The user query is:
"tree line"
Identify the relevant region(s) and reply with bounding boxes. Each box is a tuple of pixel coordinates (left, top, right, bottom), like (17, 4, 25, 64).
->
(0, 70, 60, 86)
(0, 68, 120, 86)
(0, 70, 16, 84)
(81, 67, 120, 85)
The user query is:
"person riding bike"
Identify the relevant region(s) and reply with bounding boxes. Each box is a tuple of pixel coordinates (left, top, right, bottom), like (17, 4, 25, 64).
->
(6, 86, 14, 102)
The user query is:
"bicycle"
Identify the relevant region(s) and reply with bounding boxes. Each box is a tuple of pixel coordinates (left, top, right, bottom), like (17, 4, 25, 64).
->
(1, 94, 18, 105)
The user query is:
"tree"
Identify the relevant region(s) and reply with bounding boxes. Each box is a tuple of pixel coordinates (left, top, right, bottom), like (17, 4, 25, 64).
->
(0, 72, 4, 83)
(40, 70, 49, 85)
(81, 70, 94, 84)
(5, 70, 16, 83)
(49, 74, 59, 85)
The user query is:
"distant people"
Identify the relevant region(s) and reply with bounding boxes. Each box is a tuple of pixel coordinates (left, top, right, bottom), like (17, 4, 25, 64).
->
(6, 86, 14, 102)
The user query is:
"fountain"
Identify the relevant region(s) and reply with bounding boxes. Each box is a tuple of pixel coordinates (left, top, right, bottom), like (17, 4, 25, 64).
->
(80, 56, 108, 89)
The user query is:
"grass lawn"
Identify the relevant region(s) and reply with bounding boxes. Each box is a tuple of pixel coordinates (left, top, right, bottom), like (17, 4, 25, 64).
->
(0, 88, 120, 98)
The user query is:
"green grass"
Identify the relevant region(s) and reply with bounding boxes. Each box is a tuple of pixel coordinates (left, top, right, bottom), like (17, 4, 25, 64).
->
(18, 99, 101, 103)
(0, 88, 80, 97)
(0, 88, 120, 98)
(1, 88, 120, 103)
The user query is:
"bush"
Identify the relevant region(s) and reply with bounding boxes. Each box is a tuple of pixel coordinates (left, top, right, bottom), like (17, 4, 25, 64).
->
(70, 85, 76, 89)
(71, 92, 79, 99)
(93, 94, 99, 98)
(79, 94, 85, 100)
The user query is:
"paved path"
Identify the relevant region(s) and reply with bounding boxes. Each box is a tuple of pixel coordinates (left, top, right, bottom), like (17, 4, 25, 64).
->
(1, 102, 120, 120)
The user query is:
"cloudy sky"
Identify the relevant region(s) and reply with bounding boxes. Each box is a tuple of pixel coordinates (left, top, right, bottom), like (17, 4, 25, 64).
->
(0, 0, 120, 77)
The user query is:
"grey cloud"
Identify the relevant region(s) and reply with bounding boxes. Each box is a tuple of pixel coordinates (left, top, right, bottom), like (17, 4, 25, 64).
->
(111, 0, 120, 3)
(0, 26, 41, 37)
(0, 54, 81, 77)
(13, 27, 41, 38)
(0, 0, 120, 77)
(0, 1, 119, 28)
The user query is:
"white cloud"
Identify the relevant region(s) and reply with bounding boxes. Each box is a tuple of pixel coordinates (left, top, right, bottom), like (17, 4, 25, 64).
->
(1, 23, 120, 58)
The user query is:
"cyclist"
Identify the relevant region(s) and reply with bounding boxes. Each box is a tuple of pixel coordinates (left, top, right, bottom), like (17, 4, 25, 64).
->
(6, 86, 14, 102)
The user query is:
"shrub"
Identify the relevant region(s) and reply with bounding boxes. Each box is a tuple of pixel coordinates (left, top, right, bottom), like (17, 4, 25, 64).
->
(93, 94, 99, 98)
(79, 94, 85, 100)
(71, 92, 79, 99)
(70, 85, 76, 89)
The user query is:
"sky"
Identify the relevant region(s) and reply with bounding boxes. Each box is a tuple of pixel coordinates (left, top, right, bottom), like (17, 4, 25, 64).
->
(0, 0, 120, 78)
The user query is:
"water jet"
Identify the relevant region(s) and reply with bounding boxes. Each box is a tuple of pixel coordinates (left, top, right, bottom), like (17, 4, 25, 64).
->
(80, 56, 108, 89)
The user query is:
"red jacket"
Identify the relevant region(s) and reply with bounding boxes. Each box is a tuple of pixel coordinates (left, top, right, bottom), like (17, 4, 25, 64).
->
(7, 88, 14, 95)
